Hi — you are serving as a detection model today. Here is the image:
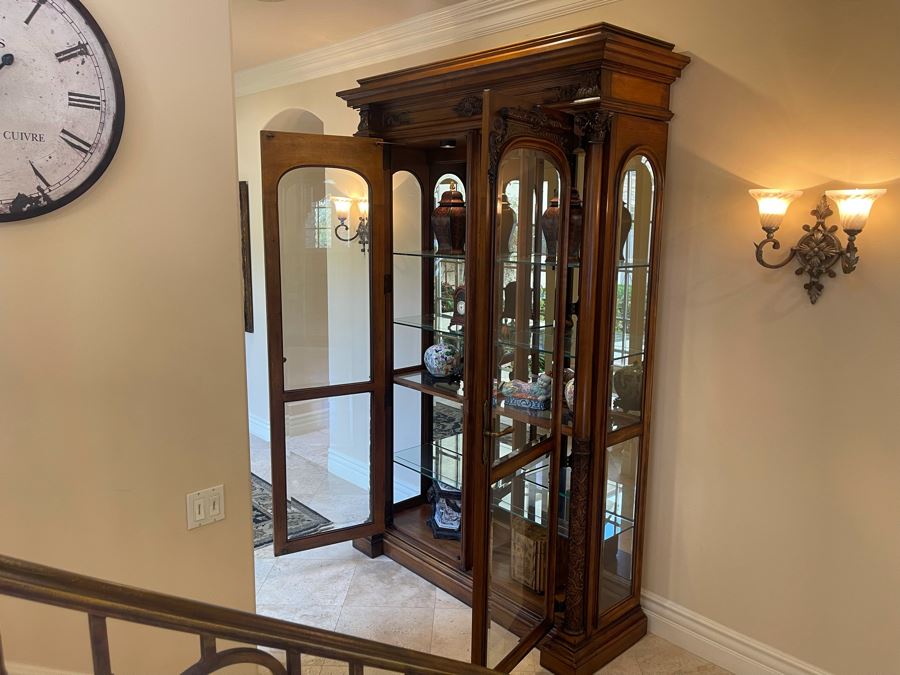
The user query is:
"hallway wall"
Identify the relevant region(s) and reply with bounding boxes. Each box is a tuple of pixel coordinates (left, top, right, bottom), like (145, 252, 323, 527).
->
(0, 0, 255, 672)
(235, 1, 900, 672)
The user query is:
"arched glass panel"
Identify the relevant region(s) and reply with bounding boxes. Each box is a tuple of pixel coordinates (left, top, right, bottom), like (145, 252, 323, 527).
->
(609, 155, 655, 431)
(278, 167, 371, 390)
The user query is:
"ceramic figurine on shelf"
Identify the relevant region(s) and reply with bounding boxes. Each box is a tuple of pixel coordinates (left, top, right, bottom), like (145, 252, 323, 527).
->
(432, 181, 466, 254)
(424, 340, 462, 379)
(497, 372, 553, 411)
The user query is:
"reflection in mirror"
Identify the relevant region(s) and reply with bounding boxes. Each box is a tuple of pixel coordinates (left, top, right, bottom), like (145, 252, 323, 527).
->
(598, 436, 639, 612)
(609, 155, 655, 431)
(490, 147, 563, 465)
(284, 394, 372, 540)
(278, 167, 371, 391)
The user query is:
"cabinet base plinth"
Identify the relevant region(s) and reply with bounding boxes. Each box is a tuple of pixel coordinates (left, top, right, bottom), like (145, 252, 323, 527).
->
(352, 534, 384, 558)
(539, 606, 647, 675)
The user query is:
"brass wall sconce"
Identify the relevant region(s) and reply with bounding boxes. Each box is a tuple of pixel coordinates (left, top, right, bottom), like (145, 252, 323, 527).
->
(749, 188, 886, 303)
(333, 197, 370, 253)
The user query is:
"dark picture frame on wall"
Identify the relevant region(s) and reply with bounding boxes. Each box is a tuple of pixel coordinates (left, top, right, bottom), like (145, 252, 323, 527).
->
(239, 181, 254, 333)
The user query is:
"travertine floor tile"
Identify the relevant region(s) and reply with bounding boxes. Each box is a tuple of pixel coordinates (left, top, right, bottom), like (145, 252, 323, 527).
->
(430, 607, 471, 661)
(335, 605, 435, 652)
(257, 558, 357, 607)
(598, 651, 643, 674)
(344, 558, 437, 609)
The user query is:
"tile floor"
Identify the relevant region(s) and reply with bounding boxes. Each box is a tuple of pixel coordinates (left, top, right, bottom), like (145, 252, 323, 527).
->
(251, 428, 370, 533)
(254, 540, 729, 674)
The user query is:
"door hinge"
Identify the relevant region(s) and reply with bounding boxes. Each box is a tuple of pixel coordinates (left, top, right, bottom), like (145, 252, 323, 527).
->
(384, 274, 392, 295)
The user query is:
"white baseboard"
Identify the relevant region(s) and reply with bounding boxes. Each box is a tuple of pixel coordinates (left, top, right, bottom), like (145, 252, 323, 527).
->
(326, 449, 371, 492)
(249, 406, 329, 442)
(642, 590, 832, 675)
(6, 663, 88, 675)
(286, 407, 328, 437)
(248, 413, 270, 442)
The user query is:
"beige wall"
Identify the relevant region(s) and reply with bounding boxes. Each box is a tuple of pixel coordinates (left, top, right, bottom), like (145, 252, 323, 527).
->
(236, 1, 900, 672)
(0, 0, 255, 672)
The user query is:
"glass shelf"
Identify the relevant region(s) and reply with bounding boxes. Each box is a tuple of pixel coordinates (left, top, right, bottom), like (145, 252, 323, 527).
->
(394, 250, 466, 261)
(608, 410, 639, 432)
(394, 314, 465, 337)
(497, 254, 581, 269)
(496, 324, 575, 358)
(492, 400, 574, 435)
(394, 442, 463, 490)
(394, 369, 465, 403)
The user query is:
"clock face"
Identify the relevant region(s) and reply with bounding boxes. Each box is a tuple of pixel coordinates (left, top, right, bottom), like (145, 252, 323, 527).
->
(0, 0, 124, 222)
(456, 299, 465, 315)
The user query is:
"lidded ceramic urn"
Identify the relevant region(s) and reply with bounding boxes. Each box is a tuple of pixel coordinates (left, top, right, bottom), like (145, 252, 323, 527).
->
(432, 182, 466, 254)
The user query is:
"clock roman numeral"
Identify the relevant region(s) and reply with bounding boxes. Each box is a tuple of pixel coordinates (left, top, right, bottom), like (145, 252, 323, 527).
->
(60, 129, 93, 155)
(55, 42, 90, 62)
(68, 92, 102, 111)
(29, 160, 52, 188)
(24, 0, 47, 25)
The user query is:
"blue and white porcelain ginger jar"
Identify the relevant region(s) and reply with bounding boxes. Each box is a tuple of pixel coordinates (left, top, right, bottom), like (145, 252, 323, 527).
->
(424, 341, 461, 378)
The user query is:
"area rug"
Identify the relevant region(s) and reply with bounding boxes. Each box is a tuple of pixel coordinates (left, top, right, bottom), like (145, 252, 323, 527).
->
(433, 401, 463, 440)
(251, 473, 332, 548)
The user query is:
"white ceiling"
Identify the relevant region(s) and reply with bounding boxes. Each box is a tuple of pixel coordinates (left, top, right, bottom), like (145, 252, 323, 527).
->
(230, 0, 469, 71)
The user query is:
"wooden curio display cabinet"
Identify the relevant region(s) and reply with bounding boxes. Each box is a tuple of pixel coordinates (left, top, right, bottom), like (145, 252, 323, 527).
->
(261, 23, 689, 674)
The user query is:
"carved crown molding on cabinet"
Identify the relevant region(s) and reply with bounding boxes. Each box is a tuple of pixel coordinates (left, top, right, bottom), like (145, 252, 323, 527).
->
(233, 0, 625, 97)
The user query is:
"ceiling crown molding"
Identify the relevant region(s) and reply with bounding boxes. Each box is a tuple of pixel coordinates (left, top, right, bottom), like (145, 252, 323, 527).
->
(234, 0, 623, 97)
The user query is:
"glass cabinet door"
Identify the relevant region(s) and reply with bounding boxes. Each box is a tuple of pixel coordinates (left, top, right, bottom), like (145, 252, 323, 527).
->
(480, 145, 569, 670)
(599, 154, 657, 614)
(261, 132, 387, 554)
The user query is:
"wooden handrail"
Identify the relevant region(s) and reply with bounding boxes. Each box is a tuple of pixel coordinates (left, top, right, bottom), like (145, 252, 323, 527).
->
(0, 554, 499, 674)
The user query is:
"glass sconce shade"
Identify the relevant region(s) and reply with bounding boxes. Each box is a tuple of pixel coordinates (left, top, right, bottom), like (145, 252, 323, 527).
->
(824, 189, 886, 233)
(749, 189, 803, 231)
(333, 197, 352, 219)
(358, 199, 370, 217)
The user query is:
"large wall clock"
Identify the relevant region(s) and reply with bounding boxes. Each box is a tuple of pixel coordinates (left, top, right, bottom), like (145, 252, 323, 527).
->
(0, 0, 125, 222)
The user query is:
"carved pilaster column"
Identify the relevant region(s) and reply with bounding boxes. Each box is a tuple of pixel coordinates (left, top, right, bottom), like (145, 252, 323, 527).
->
(563, 436, 592, 635)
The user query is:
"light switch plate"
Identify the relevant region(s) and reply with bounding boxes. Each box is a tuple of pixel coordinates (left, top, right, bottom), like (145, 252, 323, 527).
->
(187, 485, 226, 530)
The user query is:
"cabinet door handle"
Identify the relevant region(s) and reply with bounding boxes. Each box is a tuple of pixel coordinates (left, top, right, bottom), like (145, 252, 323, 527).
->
(483, 425, 513, 439)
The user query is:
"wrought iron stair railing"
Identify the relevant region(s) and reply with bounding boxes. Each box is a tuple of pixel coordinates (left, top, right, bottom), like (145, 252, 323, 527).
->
(0, 554, 499, 675)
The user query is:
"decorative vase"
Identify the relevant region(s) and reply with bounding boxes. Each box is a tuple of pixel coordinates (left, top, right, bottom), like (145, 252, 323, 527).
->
(540, 196, 560, 262)
(565, 378, 576, 411)
(568, 187, 585, 262)
(499, 194, 516, 258)
(613, 361, 644, 412)
(432, 182, 466, 255)
(424, 341, 461, 378)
